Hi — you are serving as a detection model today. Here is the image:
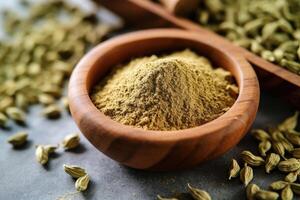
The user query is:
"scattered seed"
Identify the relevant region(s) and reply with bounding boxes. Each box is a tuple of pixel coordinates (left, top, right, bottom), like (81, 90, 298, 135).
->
(265, 153, 280, 173)
(187, 184, 212, 200)
(281, 185, 293, 200)
(269, 181, 289, 191)
(240, 164, 253, 186)
(278, 112, 299, 132)
(63, 164, 86, 178)
(255, 190, 279, 200)
(229, 159, 240, 180)
(42, 104, 62, 119)
(62, 133, 80, 150)
(259, 140, 272, 157)
(272, 141, 285, 158)
(35, 145, 49, 165)
(278, 158, 300, 173)
(246, 183, 260, 200)
(290, 183, 300, 195)
(75, 174, 90, 192)
(240, 150, 265, 167)
(292, 148, 300, 159)
(285, 170, 300, 183)
(7, 131, 28, 147)
(251, 129, 271, 141)
(6, 107, 26, 124)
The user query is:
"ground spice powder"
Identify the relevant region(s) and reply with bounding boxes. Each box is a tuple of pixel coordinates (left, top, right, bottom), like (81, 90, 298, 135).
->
(91, 49, 238, 131)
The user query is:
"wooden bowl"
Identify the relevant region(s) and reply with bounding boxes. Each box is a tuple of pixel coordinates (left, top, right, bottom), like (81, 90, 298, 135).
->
(68, 29, 259, 171)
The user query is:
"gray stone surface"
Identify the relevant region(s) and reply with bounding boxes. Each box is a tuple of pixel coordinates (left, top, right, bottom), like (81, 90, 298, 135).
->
(0, 93, 298, 200)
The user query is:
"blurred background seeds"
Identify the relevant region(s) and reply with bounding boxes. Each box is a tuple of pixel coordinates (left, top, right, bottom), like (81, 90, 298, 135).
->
(0, 0, 112, 126)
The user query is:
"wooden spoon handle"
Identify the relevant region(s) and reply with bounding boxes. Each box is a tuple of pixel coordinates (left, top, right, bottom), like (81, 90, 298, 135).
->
(159, 0, 199, 16)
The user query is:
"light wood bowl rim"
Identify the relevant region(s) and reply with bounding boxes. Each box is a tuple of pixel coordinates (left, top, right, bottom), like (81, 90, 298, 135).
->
(69, 28, 259, 143)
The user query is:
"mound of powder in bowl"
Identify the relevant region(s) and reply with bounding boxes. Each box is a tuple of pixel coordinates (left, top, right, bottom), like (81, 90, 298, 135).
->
(91, 49, 238, 131)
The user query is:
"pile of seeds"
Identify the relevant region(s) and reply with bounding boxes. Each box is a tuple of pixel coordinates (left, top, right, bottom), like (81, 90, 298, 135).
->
(229, 111, 300, 199)
(197, 0, 300, 74)
(0, 0, 112, 127)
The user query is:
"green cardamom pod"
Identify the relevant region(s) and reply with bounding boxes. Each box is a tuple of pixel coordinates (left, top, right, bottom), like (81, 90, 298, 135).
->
(281, 139, 294, 152)
(285, 131, 300, 146)
(0, 112, 8, 127)
(290, 183, 300, 195)
(273, 49, 284, 62)
(187, 184, 211, 200)
(272, 141, 285, 158)
(250, 40, 264, 54)
(271, 131, 294, 152)
(7, 131, 28, 147)
(251, 129, 270, 141)
(255, 190, 279, 200)
(42, 104, 61, 119)
(262, 22, 280, 41)
(38, 94, 55, 105)
(63, 164, 86, 178)
(240, 150, 265, 166)
(75, 174, 90, 192)
(246, 183, 260, 200)
(269, 181, 289, 190)
(258, 140, 272, 157)
(44, 145, 58, 154)
(278, 111, 299, 132)
(41, 84, 62, 98)
(244, 18, 265, 35)
(240, 164, 253, 187)
(278, 158, 300, 173)
(0, 97, 13, 112)
(35, 145, 49, 165)
(261, 50, 276, 62)
(281, 185, 293, 200)
(229, 159, 240, 180)
(204, 0, 222, 14)
(285, 169, 300, 183)
(265, 153, 281, 174)
(278, 19, 293, 33)
(157, 195, 178, 200)
(278, 41, 298, 53)
(62, 133, 80, 150)
(233, 39, 251, 48)
(270, 130, 285, 141)
(198, 11, 209, 25)
(292, 148, 300, 159)
(6, 107, 26, 124)
(35, 145, 58, 165)
(280, 59, 300, 74)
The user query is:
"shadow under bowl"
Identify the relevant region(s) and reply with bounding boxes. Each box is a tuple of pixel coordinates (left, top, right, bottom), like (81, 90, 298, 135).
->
(68, 29, 260, 171)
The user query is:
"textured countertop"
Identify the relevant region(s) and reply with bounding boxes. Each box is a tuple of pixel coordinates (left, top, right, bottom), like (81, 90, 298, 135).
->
(0, 93, 297, 200)
(0, 1, 299, 200)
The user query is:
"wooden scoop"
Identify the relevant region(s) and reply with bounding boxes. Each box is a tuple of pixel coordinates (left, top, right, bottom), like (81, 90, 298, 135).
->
(159, 0, 199, 16)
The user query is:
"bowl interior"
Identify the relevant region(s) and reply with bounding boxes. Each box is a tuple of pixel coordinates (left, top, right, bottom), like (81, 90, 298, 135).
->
(85, 36, 241, 96)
